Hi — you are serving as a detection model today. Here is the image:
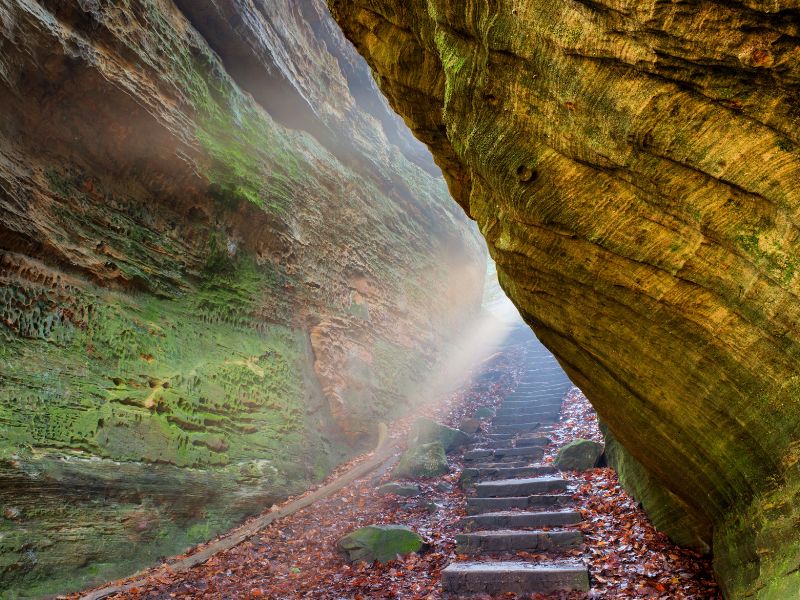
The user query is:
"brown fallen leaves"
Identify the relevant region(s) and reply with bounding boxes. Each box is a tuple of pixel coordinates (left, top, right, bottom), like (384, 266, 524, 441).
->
(74, 340, 525, 600)
(556, 390, 720, 599)
(76, 344, 721, 599)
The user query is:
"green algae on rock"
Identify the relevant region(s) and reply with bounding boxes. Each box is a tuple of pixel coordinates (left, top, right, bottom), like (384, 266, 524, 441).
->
(327, 0, 800, 596)
(394, 442, 450, 479)
(337, 525, 424, 563)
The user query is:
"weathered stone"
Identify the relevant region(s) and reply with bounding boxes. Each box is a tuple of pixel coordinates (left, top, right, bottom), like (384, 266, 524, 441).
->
(475, 476, 567, 498)
(493, 421, 556, 433)
(377, 483, 420, 497)
(494, 446, 545, 460)
(555, 440, 604, 471)
(466, 495, 572, 515)
(337, 525, 424, 563)
(393, 442, 449, 479)
(328, 1, 800, 594)
(460, 465, 556, 487)
(460, 510, 582, 531)
(409, 417, 471, 452)
(441, 561, 590, 595)
(455, 529, 583, 553)
(0, 0, 487, 592)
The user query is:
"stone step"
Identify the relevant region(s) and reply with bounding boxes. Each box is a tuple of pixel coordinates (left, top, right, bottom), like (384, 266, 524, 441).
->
(498, 402, 562, 411)
(455, 529, 583, 553)
(512, 382, 567, 389)
(460, 465, 556, 484)
(483, 433, 517, 441)
(491, 416, 542, 426)
(460, 510, 582, 531)
(464, 446, 545, 463)
(494, 410, 558, 418)
(466, 494, 572, 514)
(492, 422, 556, 433)
(510, 387, 566, 396)
(499, 399, 561, 408)
(507, 398, 564, 405)
(495, 403, 563, 414)
(441, 561, 590, 595)
(467, 460, 529, 469)
(493, 415, 559, 427)
(495, 445, 546, 459)
(469, 438, 550, 451)
(514, 435, 552, 446)
(475, 476, 567, 498)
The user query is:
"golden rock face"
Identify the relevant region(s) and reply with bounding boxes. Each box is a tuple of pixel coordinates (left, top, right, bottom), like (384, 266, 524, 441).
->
(328, 0, 800, 596)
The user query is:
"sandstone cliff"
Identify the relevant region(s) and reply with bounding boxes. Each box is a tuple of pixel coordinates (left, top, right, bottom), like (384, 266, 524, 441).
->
(327, 1, 800, 597)
(0, 0, 485, 595)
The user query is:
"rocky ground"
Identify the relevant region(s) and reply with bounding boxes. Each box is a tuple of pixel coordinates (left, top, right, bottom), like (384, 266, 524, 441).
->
(74, 340, 719, 599)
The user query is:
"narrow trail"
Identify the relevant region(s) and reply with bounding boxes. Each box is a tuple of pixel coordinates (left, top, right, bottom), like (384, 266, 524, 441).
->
(72, 330, 719, 599)
(442, 362, 589, 596)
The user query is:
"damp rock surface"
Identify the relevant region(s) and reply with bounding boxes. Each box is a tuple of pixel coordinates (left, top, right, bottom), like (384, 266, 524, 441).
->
(0, 0, 485, 594)
(327, 1, 800, 596)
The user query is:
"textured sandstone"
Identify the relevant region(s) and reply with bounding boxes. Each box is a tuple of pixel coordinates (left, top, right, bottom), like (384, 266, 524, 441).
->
(0, 0, 484, 594)
(328, 1, 800, 597)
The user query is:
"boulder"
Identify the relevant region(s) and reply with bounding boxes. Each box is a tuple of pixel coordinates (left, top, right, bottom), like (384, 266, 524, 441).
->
(409, 417, 471, 452)
(377, 482, 420, 497)
(393, 442, 449, 479)
(473, 407, 495, 420)
(337, 525, 424, 563)
(554, 439, 604, 471)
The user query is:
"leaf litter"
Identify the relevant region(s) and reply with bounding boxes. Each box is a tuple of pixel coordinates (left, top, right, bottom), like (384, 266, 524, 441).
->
(72, 344, 720, 599)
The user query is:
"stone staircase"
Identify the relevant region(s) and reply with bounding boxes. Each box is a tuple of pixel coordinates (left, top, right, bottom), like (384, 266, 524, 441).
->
(441, 364, 590, 597)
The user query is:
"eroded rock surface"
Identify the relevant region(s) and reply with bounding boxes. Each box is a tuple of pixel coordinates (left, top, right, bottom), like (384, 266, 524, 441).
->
(0, 0, 485, 594)
(327, 1, 800, 597)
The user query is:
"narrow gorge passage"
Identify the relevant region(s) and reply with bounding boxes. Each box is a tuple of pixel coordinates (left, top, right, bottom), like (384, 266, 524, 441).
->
(2, 0, 792, 597)
(73, 326, 719, 599)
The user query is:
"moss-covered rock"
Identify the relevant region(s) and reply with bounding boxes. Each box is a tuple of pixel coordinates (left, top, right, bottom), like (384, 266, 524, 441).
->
(393, 442, 449, 479)
(554, 439, 604, 471)
(408, 417, 471, 452)
(337, 525, 424, 563)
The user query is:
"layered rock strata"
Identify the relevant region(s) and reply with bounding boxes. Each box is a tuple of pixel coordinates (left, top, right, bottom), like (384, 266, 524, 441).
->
(327, 1, 800, 597)
(0, 0, 485, 595)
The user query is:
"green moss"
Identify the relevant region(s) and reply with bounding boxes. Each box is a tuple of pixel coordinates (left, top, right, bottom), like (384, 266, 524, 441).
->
(393, 441, 449, 479)
(736, 228, 799, 285)
(337, 525, 424, 563)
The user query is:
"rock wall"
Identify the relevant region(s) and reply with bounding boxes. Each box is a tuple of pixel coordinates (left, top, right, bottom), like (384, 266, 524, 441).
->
(327, 1, 800, 597)
(0, 0, 486, 595)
